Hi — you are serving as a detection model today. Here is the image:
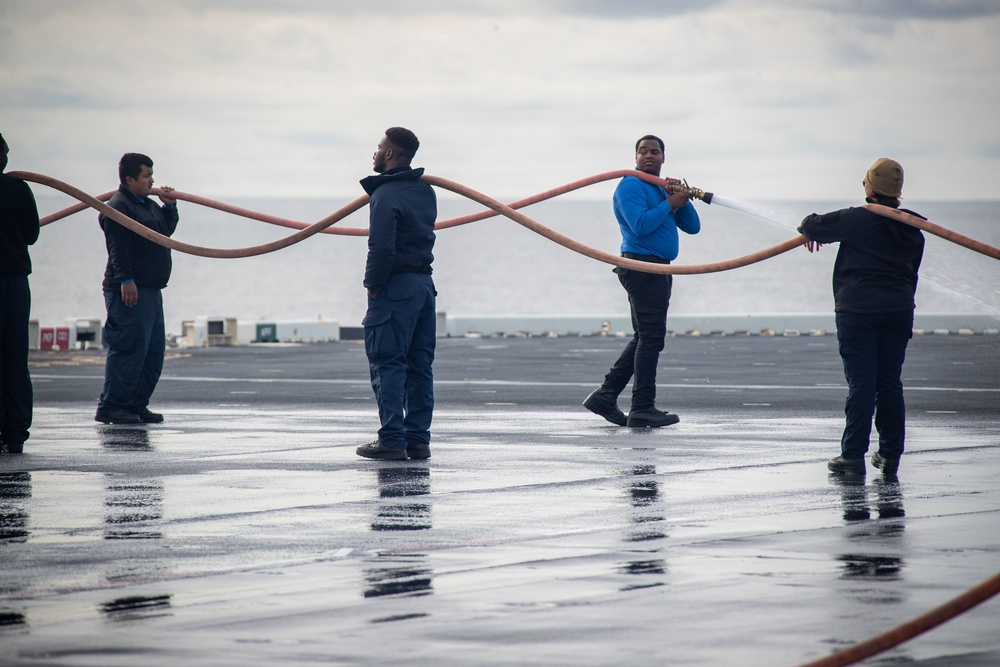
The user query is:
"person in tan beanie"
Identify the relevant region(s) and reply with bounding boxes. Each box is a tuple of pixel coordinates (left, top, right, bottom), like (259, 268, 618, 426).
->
(798, 158, 925, 477)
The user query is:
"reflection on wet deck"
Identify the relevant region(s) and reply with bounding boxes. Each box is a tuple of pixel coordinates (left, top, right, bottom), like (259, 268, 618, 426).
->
(2, 336, 998, 665)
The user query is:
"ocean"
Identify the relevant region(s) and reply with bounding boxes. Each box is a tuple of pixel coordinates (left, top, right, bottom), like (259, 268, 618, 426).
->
(27, 192, 1000, 336)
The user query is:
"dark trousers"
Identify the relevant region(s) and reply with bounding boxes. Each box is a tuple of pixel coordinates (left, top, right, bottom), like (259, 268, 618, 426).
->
(601, 266, 673, 411)
(836, 310, 914, 460)
(0, 276, 32, 447)
(363, 273, 437, 450)
(98, 288, 165, 412)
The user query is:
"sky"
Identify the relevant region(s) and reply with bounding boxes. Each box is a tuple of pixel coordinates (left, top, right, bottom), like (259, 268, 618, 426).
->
(2, 0, 999, 202)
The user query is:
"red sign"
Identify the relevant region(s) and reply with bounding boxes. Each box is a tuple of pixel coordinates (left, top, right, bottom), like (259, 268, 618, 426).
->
(40, 327, 55, 350)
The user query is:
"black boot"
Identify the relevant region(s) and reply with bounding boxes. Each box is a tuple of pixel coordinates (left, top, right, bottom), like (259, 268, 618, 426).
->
(626, 408, 680, 428)
(583, 388, 627, 426)
(828, 455, 866, 474)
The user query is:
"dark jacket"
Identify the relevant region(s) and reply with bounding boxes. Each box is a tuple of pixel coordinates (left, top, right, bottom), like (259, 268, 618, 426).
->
(99, 186, 179, 291)
(799, 204, 925, 314)
(0, 172, 40, 277)
(361, 167, 437, 292)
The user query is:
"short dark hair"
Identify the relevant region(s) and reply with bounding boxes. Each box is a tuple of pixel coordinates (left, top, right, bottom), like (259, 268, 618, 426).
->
(635, 135, 664, 153)
(868, 192, 901, 208)
(385, 127, 420, 163)
(0, 133, 7, 152)
(119, 153, 153, 184)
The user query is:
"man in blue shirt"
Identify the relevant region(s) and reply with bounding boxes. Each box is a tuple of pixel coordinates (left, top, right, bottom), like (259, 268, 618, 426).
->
(584, 135, 700, 428)
(96, 153, 178, 425)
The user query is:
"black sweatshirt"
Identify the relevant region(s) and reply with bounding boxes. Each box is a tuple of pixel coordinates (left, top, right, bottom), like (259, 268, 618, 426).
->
(799, 204, 925, 314)
(0, 172, 40, 277)
(99, 186, 179, 291)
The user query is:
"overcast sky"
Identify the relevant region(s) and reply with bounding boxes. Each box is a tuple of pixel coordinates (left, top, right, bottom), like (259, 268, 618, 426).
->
(2, 0, 999, 202)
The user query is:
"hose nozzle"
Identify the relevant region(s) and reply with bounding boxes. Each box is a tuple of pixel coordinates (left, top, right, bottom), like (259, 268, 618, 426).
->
(669, 179, 714, 205)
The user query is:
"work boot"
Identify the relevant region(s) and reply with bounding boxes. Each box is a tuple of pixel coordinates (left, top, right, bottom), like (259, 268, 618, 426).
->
(870, 451, 900, 475)
(583, 388, 627, 426)
(827, 455, 866, 474)
(130, 407, 164, 424)
(95, 408, 142, 425)
(407, 443, 432, 460)
(356, 439, 408, 461)
(2, 439, 24, 454)
(626, 408, 680, 428)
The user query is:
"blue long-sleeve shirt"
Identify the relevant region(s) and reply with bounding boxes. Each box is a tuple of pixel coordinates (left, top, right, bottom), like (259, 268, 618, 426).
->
(613, 174, 700, 260)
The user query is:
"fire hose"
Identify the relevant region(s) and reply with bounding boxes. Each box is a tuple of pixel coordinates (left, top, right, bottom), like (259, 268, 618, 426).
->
(794, 569, 1000, 667)
(13, 170, 999, 272)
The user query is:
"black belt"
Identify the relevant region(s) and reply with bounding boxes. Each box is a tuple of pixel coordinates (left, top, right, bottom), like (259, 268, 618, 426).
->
(622, 252, 670, 264)
(391, 265, 433, 276)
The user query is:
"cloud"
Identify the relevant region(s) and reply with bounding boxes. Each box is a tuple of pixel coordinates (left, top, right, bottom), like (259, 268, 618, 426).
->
(549, 0, 724, 18)
(3, 86, 112, 111)
(1, 1, 998, 201)
(174, 0, 723, 19)
(978, 143, 1000, 158)
(802, 0, 1000, 21)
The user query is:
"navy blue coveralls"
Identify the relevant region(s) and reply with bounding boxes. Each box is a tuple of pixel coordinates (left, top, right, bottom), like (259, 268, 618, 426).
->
(0, 171, 39, 451)
(97, 186, 178, 414)
(361, 167, 437, 452)
(799, 204, 925, 461)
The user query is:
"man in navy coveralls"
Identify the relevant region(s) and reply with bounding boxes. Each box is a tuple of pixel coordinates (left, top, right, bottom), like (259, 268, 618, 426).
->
(95, 153, 178, 425)
(356, 128, 438, 461)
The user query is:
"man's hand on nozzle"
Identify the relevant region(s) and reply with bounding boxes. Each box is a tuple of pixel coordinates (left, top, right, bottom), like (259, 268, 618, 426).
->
(667, 191, 691, 211)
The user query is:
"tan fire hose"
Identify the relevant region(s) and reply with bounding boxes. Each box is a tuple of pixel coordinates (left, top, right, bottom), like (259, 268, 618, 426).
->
(794, 569, 1000, 667)
(33, 169, 685, 236)
(861, 204, 1000, 260)
(14, 169, 799, 271)
(13, 170, 369, 258)
(22, 170, 999, 268)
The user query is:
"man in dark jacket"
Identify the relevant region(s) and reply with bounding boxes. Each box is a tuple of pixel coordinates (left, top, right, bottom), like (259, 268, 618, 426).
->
(799, 158, 924, 476)
(95, 153, 178, 425)
(356, 127, 438, 461)
(0, 133, 40, 454)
